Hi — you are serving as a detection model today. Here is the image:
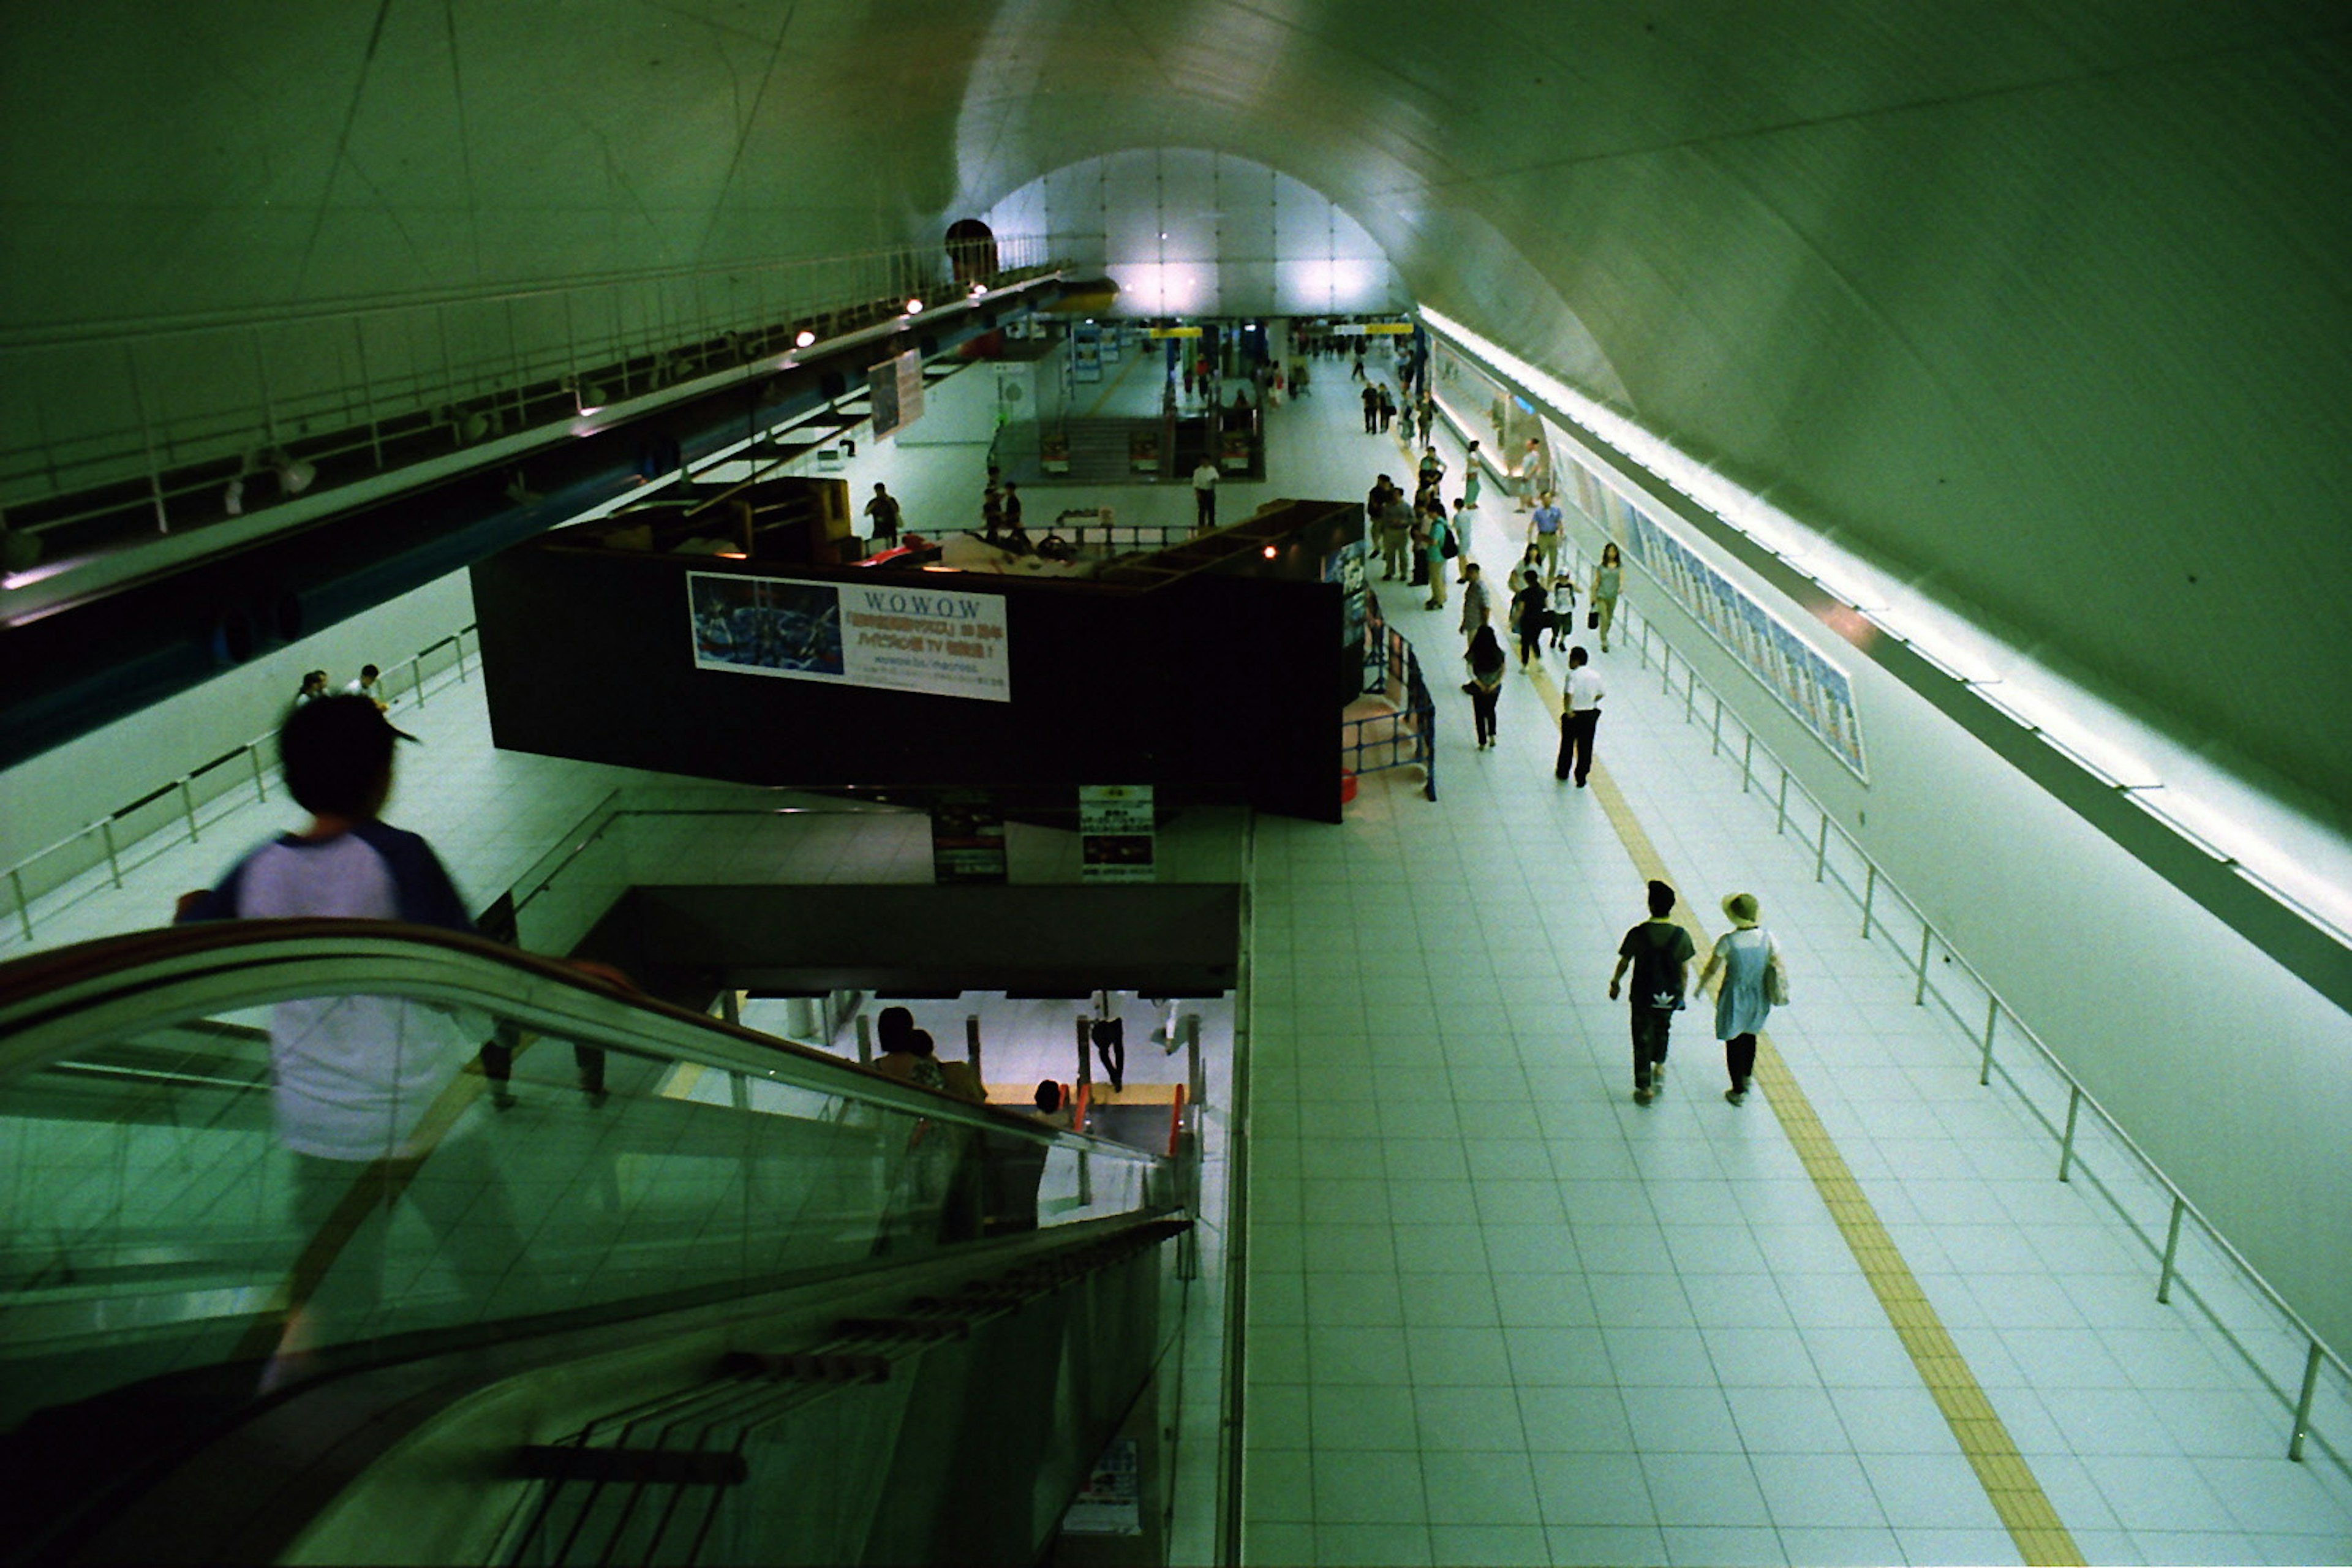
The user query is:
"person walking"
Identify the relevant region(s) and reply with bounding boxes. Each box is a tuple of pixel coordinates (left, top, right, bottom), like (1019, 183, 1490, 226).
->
(1376, 384, 1396, 433)
(1462, 443, 1484, 510)
(1608, 880, 1695, 1104)
(1191, 457, 1219, 532)
(1547, 570, 1580, 650)
(1450, 497, 1477, 582)
(1361, 382, 1381, 433)
(1697, 892, 1785, 1103)
(1464, 624, 1505, 748)
(1423, 507, 1452, 610)
(1458, 562, 1491, 649)
(864, 481, 902, 547)
(1515, 437, 1545, 510)
(1591, 541, 1623, 652)
(1529, 490, 1564, 582)
(1556, 644, 1604, 785)
(1509, 570, 1549, 668)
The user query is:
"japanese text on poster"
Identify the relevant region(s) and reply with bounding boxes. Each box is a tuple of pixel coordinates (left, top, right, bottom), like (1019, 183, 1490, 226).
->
(688, 571, 1011, 703)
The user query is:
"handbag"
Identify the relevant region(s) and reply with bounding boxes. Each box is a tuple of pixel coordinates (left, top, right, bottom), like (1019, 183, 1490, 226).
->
(1764, 934, 1791, 1006)
(1441, 530, 1460, 560)
(1586, 610, 1600, 629)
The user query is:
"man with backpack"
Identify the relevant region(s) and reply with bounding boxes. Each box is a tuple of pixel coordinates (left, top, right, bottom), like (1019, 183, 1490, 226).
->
(1608, 880, 1695, 1105)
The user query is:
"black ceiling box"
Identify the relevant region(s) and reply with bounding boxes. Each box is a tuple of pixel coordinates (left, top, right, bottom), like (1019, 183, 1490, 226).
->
(470, 501, 1363, 823)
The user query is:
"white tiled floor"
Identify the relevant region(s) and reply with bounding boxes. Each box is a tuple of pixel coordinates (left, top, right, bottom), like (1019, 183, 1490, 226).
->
(1235, 362, 2352, 1566)
(6, 336, 2348, 1566)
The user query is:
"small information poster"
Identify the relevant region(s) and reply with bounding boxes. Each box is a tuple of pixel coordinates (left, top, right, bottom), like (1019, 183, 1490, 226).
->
(1078, 785, 1156, 883)
(931, 789, 1007, 884)
(1061, 1436, 1142, 1536)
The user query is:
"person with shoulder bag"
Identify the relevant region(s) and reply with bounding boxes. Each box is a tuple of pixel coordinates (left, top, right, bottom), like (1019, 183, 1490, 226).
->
(1698, 891, 1787, 1104)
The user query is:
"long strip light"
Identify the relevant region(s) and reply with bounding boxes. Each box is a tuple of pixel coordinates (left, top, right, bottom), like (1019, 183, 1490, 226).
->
(1419, 306, 2352, 948)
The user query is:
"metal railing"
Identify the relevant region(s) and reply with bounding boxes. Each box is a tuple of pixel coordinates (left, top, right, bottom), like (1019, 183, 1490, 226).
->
(1588, 541, 2348, 1468)
(1, 238, 1055, 552)
(1343, 590, 1438, 802)
(2, 624, 480, 945)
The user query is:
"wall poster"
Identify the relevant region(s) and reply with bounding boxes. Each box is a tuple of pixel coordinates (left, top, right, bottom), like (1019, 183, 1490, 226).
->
(1614, 500, 1868, 778)
(1078, 785, 1156, 883)
(687, 572, 1011, 703)
(931, 789, 1008, 884)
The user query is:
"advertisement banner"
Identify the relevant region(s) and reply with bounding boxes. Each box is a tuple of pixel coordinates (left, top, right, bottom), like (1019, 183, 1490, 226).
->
(687, 572, 1011, 703)
(1078, 785, 1156, 883)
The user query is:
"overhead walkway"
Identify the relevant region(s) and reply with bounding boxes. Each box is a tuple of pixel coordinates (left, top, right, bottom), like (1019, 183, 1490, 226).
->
(0, 921, 1190, 1564)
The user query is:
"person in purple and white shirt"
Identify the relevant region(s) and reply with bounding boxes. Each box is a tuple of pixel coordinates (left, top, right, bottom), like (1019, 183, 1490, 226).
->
(177, 695, 519, 1382)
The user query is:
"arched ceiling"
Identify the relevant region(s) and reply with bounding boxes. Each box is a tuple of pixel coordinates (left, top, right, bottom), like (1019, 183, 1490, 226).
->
(4, 1, 2348, 815)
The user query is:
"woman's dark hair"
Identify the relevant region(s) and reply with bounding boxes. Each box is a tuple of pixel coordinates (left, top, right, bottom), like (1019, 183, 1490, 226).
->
(277, 695, 396, 818)
(1468, 625, 1504, 665)
(876, 1007, 914, 1050)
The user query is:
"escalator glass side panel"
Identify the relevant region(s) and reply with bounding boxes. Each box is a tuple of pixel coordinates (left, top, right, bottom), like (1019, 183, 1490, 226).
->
(0, 925, 1169, 1435)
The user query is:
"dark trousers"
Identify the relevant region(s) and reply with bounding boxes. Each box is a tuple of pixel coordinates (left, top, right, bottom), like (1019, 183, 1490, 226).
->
(1470, 685, 1499, 744)
(289, 1139, 528, 1332)
(1630, 1007, 1672, 1090)
(1725, 1032, 1757, 1091)
(1195, 487, 1216, 530)
(480, 1033, 605, 1098)
(1556, 707, 1600, 782)
(1518, 625, 1544, 665)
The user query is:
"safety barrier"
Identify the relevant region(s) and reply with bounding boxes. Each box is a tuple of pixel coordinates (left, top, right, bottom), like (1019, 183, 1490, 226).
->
(1585, 538, 2350, 1469)
(1341, 592, 1438, 802)
(1, 624, 480, 946)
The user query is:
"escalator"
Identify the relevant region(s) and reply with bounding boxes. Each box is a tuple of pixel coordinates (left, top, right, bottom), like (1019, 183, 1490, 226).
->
(0, 922, 1190, 1564)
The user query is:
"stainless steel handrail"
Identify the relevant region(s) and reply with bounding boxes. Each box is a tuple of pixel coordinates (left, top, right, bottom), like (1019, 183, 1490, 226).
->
(0, 921, 1166, 1167)
(1561, 524, 2350, 1466)
(2, 624, 481, 944)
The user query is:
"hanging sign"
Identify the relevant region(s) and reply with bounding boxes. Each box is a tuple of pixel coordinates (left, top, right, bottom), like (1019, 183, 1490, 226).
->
(1147, 326, 1203, 339)
(688, 572, 1011, 703)
(869, 349, 925, 439)
(1078, 785, 1156, 883)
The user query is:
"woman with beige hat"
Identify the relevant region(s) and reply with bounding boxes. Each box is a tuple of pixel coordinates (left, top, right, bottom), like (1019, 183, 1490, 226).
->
(1697, 891, 1787, 1104)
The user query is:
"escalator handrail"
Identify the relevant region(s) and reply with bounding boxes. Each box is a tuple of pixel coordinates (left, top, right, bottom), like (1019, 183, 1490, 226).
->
(0, 918, 1164, 1162)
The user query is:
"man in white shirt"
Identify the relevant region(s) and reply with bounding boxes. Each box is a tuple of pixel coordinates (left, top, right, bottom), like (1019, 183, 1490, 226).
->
(1191, 458, 1219, 531)
(1557, 644, 1605, 786)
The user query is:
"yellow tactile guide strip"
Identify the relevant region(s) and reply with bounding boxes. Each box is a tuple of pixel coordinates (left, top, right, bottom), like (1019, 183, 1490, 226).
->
(1523, 662, 2086, 1567)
